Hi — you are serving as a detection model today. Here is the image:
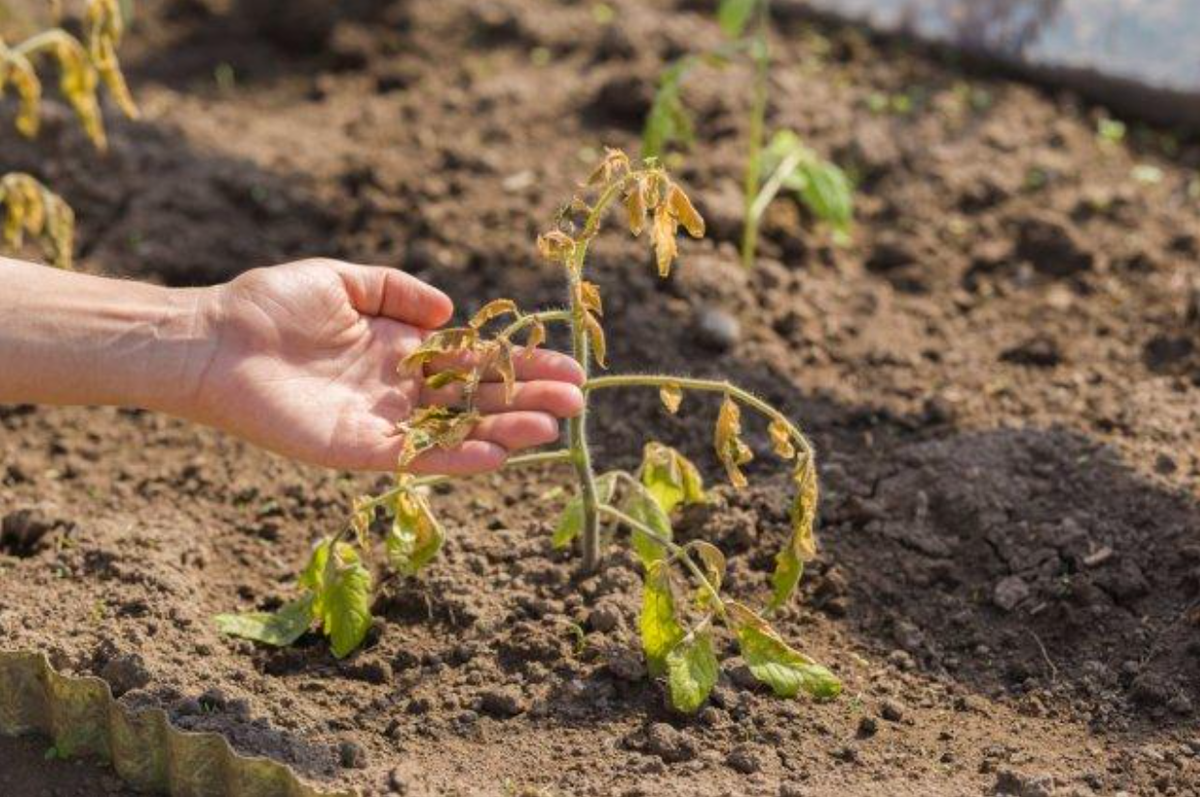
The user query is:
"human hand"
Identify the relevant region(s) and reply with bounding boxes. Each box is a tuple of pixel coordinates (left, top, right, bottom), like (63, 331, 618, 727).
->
(186, 259, 583, 473)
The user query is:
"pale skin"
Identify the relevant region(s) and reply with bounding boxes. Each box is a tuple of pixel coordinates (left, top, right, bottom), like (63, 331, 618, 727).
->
(0, 257, 585, 473)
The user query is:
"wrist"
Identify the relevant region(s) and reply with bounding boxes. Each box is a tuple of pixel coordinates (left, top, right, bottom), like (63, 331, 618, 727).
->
(144, 283, 225, 420)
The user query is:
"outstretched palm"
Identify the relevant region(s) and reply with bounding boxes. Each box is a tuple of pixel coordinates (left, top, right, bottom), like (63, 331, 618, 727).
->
(190, 259, 582, 472)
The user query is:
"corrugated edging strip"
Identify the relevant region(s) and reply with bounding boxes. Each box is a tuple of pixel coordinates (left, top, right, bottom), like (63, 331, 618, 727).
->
(0, 650, 357, 797)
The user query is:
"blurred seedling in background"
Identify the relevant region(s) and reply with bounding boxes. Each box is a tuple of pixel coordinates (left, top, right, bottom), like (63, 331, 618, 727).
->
(218, 150, 841, 713)
(643, 0, 854, 267)
(0, 0, 138, 267)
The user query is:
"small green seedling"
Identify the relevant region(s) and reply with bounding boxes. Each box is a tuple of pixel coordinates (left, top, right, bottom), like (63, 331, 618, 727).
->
(1, 0, 139, 267)
(643, 0, 853, 267)
(217, 150, 839, 712)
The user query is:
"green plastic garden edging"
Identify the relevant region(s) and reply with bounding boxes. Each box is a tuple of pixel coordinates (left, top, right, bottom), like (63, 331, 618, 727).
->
(0, 650, 356, 797)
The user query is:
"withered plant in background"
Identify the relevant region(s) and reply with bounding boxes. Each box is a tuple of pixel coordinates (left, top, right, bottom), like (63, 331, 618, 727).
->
(643, 0, 854, 268)
(0, 0, 138, 267)
(218, 150, 840, 712)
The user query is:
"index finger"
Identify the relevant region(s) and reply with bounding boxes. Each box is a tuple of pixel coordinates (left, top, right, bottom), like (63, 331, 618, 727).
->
(331, 261, 454, 329)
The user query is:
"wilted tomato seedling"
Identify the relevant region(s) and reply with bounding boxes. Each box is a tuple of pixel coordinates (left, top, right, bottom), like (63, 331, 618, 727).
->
(643, 0, 854, 268)
(217, 150, 840, 712)
(0, 0, 139, 268)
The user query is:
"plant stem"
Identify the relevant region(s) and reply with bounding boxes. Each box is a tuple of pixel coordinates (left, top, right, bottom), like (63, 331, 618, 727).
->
(566, 173, 636, 573)
(497, 309, 572, 341)
(585, 373, 814, 461)
(739, 0, 772, 269)
(746, 148, 805, 236)
(13, 29, 74, 56)
(597, 504, 725, 618)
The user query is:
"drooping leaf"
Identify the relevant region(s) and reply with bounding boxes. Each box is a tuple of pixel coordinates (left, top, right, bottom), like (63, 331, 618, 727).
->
(640, 560, 685, 677)
(0, 173, 74, 268)
(85, 0, 138, 120)
(796, 158, 854, 233)
(214, 593, 315, 647)
(689, 540, 725, 609)
(769, 461, 819, 609)
(320, 544, 373, 659)
(728, 602, 841, 699)
(495, 338, 517, 403)
(524, 318, 546, 352)
(397, 407, 481, 468)
(640, 441, 705, 514)
(401, 327, 479, 372)
(622, 481, 673, 567)
(658, 383, 682, 414)
(667, 185, 705, 239)
(587, 148, 631, 186)
(425, 369, 471, 390)
(651, 203, 679, 278)
(768, 418, 796, 460)
(537, 230, 576, 263)
(625, 177, 648, 236)
(584, 310, 607, 368)
(718, 0, 758, 37)
(666, 630, 719, 712)
(579, 280, 603, 316)
(552, 473, 617, 549)
(386, 489, 445, 576)
(714, 396, 753, 489)
(469, 298, 518, 329)
(298, 538, 333, 615)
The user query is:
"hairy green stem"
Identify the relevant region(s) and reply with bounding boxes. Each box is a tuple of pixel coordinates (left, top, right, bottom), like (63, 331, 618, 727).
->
(746, 148, 804, 235)
(739, 0, 772, 269)
(568, 173, 637, 573)
(585, 373, 814, 462)
(497, 309, 572, 341)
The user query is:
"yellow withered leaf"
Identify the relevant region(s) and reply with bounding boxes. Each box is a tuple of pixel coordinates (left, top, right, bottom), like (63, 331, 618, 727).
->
(401, 327, 479, 371)
(714, 396, 753, 489)
(469, 298, 518, 329)
(579, 280, 603, 316)
(586, 148, 630, 186)
(524, 318, 546, 353)
(397, 407, 480, 468)
(86, 0, 138, 120)
(50, 35, 106, 150)
(768, 419, 796, 460)
(789, 462, 819, 562)
(584, 310, 607, 369)
(690, 540, 725, 610)
(2, 54, 43, 139)
(495, 338, 517, 403)
(625, 178, 647, 236)
(536, 230, 576, 263)
(667, 184, 705, 239)
(0, 173, 74, 269)
(659, 382, 682, 414)
(651, 202, 678, 278)
(424, 369, 470, 390)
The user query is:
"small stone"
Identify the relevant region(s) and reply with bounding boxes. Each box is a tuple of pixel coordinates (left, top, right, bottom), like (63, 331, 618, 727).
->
(478, 686, 527, 718)
(830, 745, 858, 763)
(857, 715, 878, 737)
(588, 603, 621, 633)
(726, 745, 762, 774)
(1168, 694, 1193, 715)
(779, 784, 808, 797)
(880, 699, 904, 722)
(603, 646, 646, 682)
(338, 740, 367, 769)
(729, 663, 760, 690)
(993, 575, 1031, 611)
(993, 768, 1054, 797)
(645, 722, 694, 763)
(1154, 454, 1178, 475)
(198, 687, 226, 710)
(387, 768, 408, 794)
(694, 306, 741, 352)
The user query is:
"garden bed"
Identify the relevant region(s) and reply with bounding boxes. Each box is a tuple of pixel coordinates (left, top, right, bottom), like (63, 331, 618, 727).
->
(2, 0, 1199, 794)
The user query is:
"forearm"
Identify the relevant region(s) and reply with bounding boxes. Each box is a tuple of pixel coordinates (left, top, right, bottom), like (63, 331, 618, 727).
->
(0, 257, 216, 414)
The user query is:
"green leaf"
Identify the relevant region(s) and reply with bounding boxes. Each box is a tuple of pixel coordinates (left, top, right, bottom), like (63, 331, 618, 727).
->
(298, 538, 333, 616)
(640, 560, 685, 677)
(666, 630, 719, 713)
(768, 548, 803, 612)
(623, 482, 673, 567)
(796, 158, 853, 233)
(640, 442, 705, 515)
(718, 0, 757, 37)
(386, 489, 444, 576)
(729, 602, 840, 699)
(642, 60, 695, 159)
(214, 593, 315, 647)
(319, 547, 373, 659)
(552, 472, 617, 549)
